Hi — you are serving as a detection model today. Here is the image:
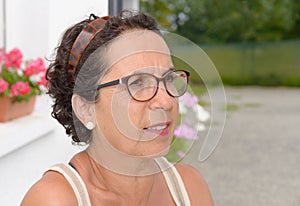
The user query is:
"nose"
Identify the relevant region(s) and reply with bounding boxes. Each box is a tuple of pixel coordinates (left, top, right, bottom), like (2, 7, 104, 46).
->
(148, 82, 174, 111)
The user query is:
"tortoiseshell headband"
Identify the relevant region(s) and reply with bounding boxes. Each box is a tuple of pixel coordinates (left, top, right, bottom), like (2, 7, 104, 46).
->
(67, 15, 110, 80)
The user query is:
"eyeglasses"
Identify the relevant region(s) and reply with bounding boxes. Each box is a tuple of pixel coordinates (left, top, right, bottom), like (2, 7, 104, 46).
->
(96, 70, 190, 102)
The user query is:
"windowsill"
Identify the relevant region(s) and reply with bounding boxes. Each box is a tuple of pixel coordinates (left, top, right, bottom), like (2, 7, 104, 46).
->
(0, 95, 56, 158)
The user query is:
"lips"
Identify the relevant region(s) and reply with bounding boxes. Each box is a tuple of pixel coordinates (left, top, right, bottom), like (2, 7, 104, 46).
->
(143, 122, 170, 136)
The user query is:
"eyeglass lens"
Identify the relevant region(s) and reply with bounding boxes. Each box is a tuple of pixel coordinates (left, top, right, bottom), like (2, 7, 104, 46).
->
(127, 70, 188, 101)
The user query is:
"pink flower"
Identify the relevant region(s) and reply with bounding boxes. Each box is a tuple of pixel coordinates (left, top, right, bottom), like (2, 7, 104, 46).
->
(24, 57, 46, 76)
(180, 92, 198, 107)
(2, 48, 23, 69)
(11, 82, 31, 96)
(174, 124, 198, 140)
(0, 78, 9, 93)
(37, 75, 47, 87)
(177, 150, 186, 158)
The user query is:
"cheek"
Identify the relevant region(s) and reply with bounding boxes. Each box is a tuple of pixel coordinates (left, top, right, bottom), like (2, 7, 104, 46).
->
(94, 92, 139, 147)
(174, 99, 179, 115)
(95, 89, 125, 133)
(172, 100, 179, 124)
(128, 100, 146, 126)
(94, 94, 114, 133)
(110, 91, 143, 140)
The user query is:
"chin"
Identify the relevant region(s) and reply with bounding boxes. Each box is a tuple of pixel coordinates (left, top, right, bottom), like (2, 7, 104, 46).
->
(142, 145, 170, 158)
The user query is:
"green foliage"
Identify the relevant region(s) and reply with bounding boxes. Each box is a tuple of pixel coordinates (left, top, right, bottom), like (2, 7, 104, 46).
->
(0, 68, 40, 102)
(165, 137, 192, 162)
(203, 40, 300, 86)
(166, 40, 300, 87)
(140, 0, 300, 43)
(140, 0, 174, 28)
(0, 48, 46, 102)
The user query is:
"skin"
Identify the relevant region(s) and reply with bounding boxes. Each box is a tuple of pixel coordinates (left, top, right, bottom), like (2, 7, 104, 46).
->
(21, 30, 214, 206)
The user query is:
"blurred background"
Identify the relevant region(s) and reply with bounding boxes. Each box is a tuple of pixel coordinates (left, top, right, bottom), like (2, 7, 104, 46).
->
(0, 0, 299, 205)
(139, 1, 300, 205)
(140, 0, 300, 87)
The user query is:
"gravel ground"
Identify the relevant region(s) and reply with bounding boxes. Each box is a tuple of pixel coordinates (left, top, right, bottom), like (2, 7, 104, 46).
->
(183, 86, 300, 206)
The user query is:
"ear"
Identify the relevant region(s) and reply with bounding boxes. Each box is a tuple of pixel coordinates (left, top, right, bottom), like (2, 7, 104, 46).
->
(72, 94, 95, 126)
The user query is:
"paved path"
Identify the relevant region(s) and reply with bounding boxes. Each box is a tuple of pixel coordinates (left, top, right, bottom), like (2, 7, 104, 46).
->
(183, 87, 300, 206)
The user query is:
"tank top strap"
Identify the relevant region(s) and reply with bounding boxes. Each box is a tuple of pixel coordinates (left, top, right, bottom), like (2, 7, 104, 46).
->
(46, 159, 190, 206)
(155, 157, 191, 206)
(46, 163, 91, 206)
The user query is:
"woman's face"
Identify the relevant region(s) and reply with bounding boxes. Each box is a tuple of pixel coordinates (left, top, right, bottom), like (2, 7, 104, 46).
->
(93, 30, 179, 157)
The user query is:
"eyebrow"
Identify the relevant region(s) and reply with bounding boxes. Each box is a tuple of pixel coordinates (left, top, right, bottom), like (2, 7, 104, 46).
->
(132, 67, 175, 75)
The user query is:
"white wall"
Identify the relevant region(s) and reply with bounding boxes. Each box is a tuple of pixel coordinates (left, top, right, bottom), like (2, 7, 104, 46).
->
(1, 0, 108, 59)
(5, 0, 50, 59)
(47, 0, 108, 59)
(1, 0, 140, 59)
(0, 1, 4, 48)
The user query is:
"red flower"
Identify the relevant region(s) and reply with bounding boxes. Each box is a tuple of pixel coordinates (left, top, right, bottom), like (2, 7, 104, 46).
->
(37, 75, 47, 87)
(0, 78, 9, 93)
(0, 47, 46, 102)
(11, 82, 31, 96)
(1, 48, 23, 69)
(24, 57, 46, 76)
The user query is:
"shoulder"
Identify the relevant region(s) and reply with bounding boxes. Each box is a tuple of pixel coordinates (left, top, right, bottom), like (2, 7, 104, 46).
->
(21, 170, 77, 206)
(175, 163, 215, 206)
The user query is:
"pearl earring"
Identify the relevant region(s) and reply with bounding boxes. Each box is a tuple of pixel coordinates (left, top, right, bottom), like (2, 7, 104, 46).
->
(85, 122, 95, 130)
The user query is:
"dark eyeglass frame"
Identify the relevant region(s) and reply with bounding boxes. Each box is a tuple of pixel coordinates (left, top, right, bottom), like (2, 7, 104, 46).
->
(96, 69, 190, 102)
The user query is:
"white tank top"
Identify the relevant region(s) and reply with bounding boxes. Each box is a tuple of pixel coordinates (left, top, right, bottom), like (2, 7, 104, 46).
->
(47, 157, 191, 206)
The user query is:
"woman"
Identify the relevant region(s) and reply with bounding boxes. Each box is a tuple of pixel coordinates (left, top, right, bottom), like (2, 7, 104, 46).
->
(21, 11, 214, 206)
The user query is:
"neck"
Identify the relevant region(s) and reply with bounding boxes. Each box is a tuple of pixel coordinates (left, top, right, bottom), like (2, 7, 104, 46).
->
(86, 131, 162, 176)
(87, 152, 157, 205)
(84, 130, 165, 204)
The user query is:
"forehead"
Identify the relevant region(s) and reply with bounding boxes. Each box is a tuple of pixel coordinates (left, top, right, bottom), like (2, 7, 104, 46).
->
(108, 30, 170, 62)
(105, 30, 173, 77)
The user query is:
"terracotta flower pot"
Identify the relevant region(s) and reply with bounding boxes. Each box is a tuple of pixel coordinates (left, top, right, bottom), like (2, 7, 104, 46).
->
(0, 96, 36, 123)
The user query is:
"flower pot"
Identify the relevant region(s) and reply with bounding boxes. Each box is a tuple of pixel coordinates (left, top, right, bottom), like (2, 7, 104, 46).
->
(0, 96, 36, 122)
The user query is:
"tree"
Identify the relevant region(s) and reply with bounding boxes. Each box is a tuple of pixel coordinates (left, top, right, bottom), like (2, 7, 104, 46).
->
(140, 0, 300, 43)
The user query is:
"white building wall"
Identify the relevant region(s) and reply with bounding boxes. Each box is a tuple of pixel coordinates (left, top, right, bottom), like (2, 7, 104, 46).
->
(5, 0, 50, 59)
(2, 0, 108, 59)
(47, 0, 109, 59)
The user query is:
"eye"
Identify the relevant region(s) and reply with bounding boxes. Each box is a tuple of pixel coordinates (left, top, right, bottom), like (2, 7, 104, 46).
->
(129, 76, 144, 87)
(166, 73, 176, 82)
(127, 74, 157, 91)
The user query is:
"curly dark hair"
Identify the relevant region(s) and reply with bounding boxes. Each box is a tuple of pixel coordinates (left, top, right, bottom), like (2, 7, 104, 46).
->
(46, 10, 160, 144)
